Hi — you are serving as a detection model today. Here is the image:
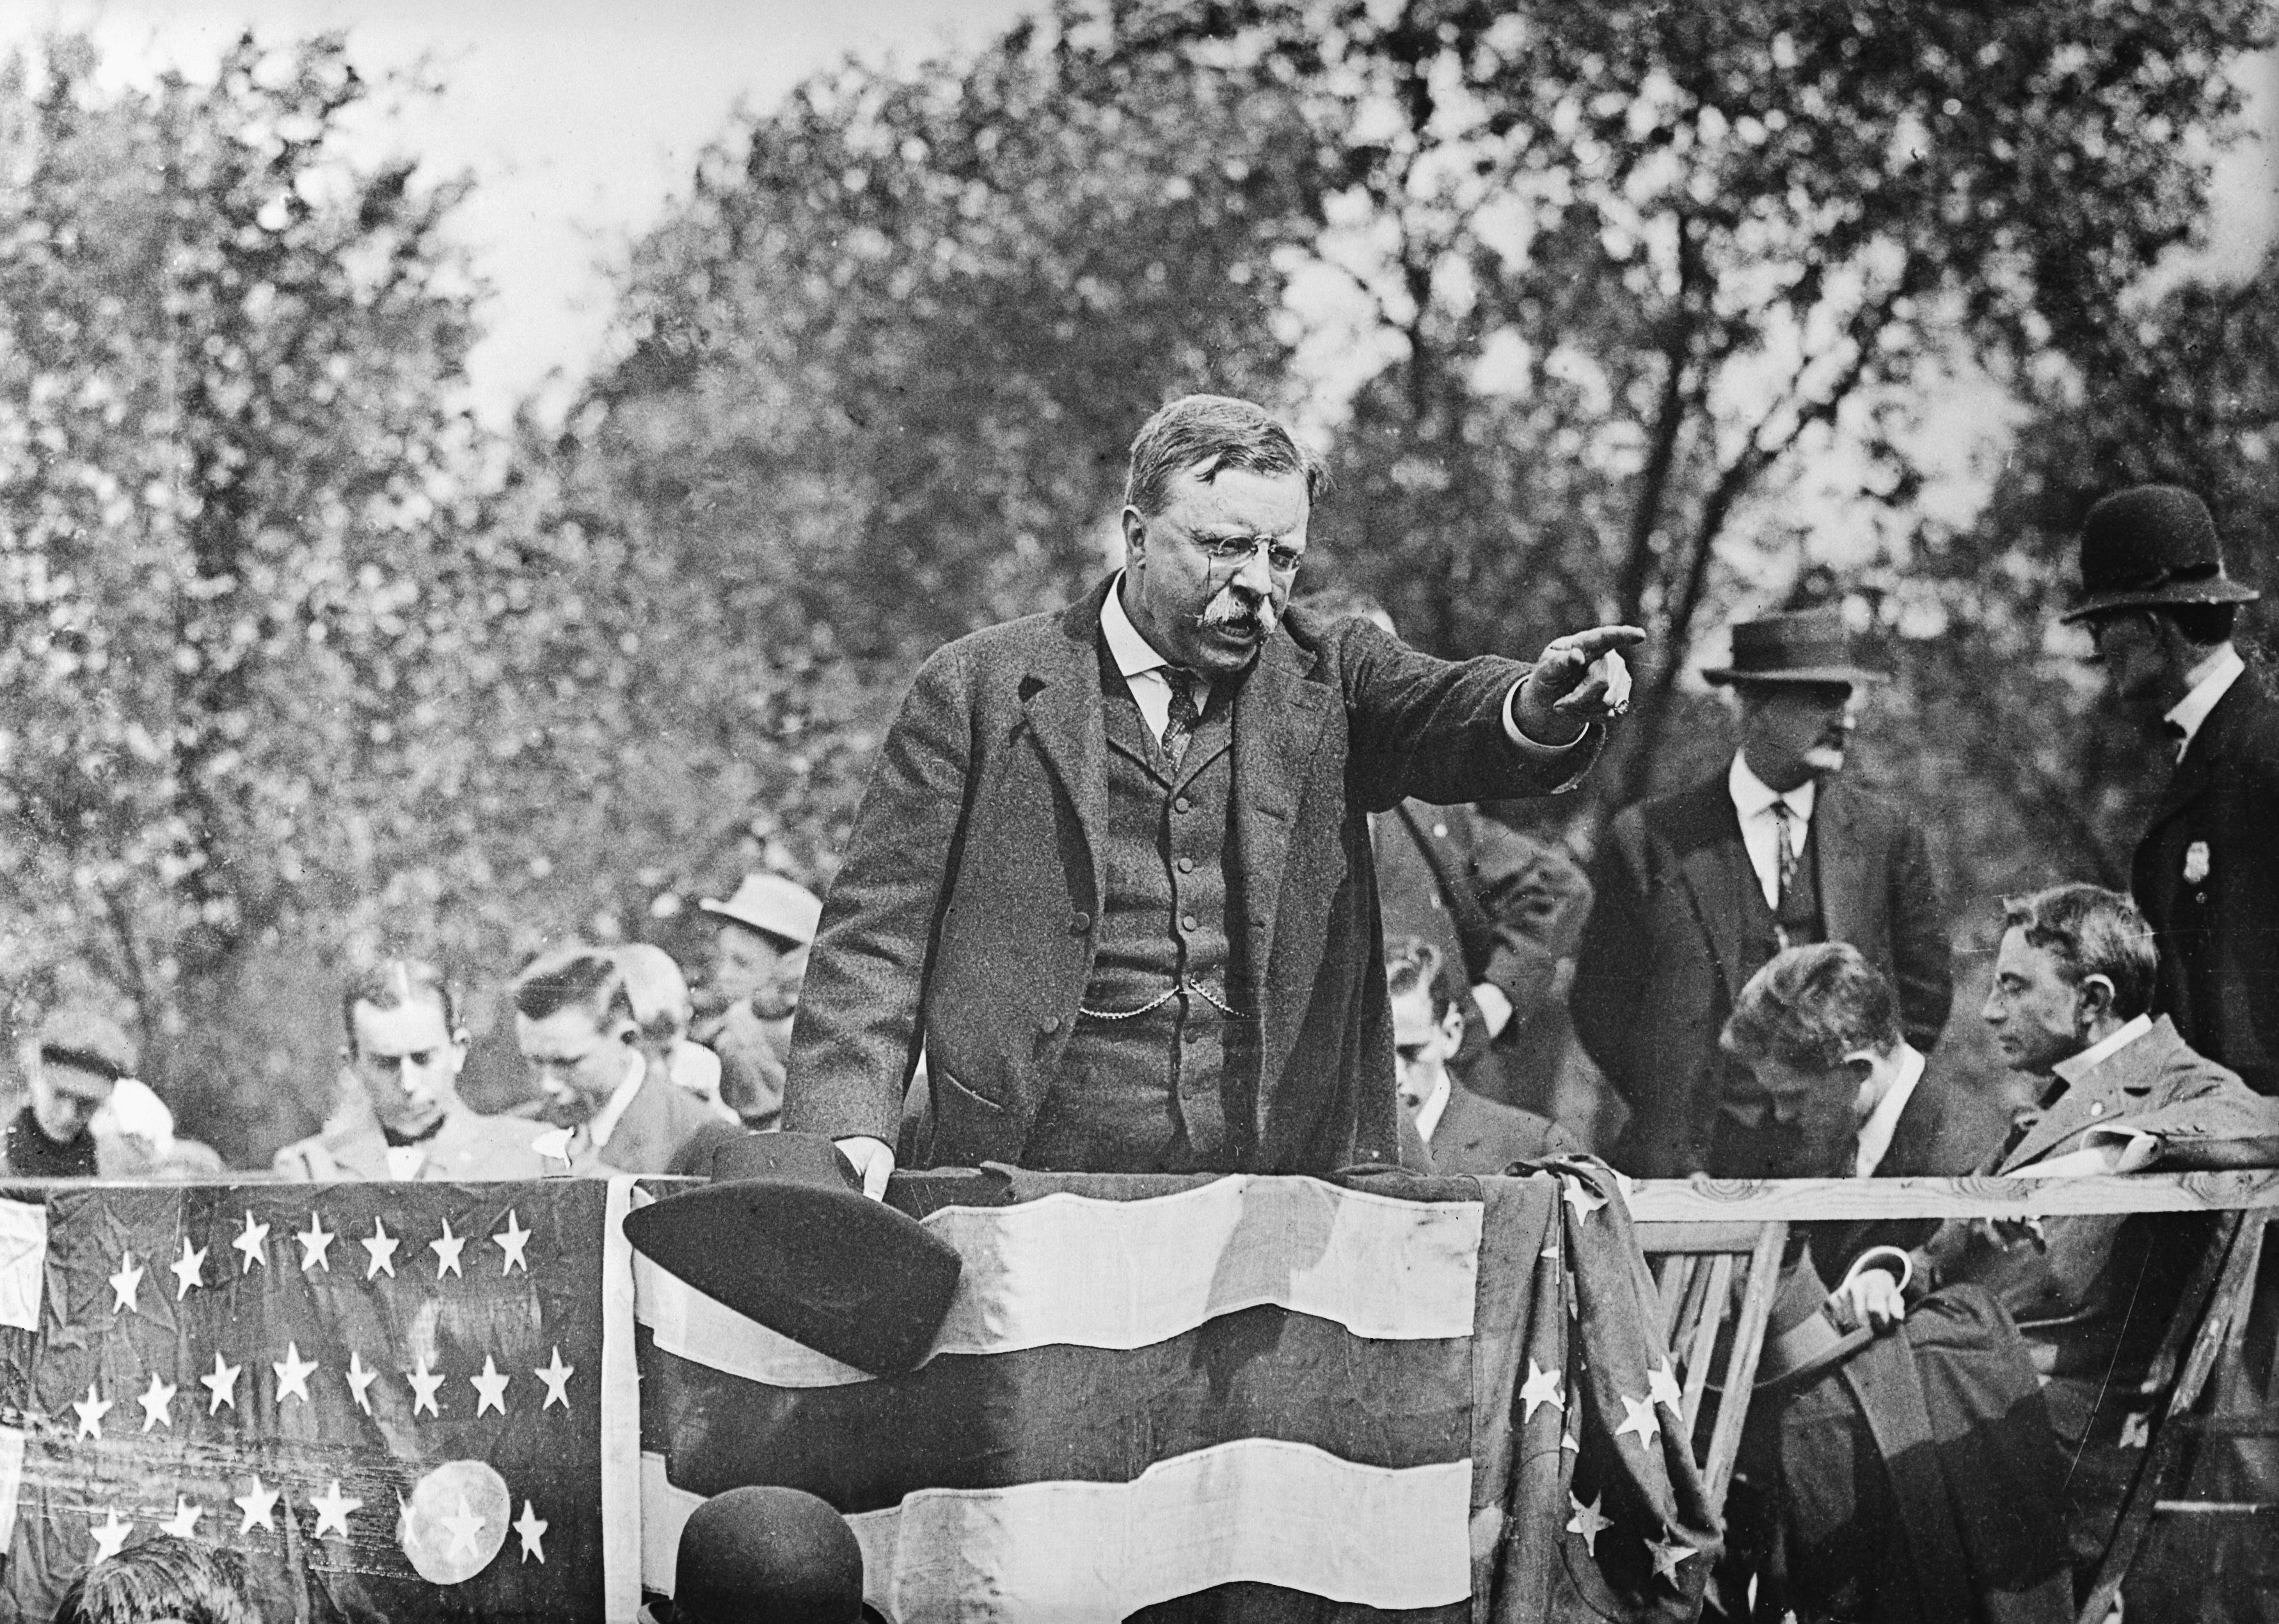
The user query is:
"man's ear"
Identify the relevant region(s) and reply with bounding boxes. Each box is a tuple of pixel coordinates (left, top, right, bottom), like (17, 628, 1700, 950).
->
(445, 1031, 471, 1076)
(1120, 506, 1148, 566)
(1438, 1005, 1466, 1049)
(2076, 974, 2118, 1024)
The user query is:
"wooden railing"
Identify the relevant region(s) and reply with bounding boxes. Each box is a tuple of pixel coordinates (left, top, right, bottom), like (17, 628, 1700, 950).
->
(1624, 1171, 2276, 1624)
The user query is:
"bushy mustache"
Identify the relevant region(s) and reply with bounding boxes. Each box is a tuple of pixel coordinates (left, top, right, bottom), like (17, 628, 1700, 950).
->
(1194, 586, 1278, 636)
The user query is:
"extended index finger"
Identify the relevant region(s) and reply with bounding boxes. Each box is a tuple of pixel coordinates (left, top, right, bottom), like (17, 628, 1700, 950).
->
(1553, 624, 1647, 661)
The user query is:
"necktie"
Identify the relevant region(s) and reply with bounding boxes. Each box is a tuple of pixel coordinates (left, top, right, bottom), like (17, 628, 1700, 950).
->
(1162, 670, 1203, 766)
(1770, 800, 1800, 912)
(2164, 718, 2188, 764)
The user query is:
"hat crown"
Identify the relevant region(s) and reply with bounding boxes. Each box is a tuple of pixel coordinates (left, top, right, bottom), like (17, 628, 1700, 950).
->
(35, 1005, 137, 1078)
(676, 1486, 864, 1623)
(1708, 608, 1880, 685)
(703, 873, 823, 947)
(2080, 485, 2227, 593)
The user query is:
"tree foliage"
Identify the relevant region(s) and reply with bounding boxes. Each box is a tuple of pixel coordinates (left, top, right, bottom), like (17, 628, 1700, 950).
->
(0, 35, 486, 1152)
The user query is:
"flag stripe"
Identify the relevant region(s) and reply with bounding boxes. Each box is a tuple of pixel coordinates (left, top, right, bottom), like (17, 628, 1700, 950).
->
(635, 1176, 1482, 1389)
(602, 1176, 642, 1624)
(639, 1311, 1472, 1512)
(644, 1442, 1473, 1621)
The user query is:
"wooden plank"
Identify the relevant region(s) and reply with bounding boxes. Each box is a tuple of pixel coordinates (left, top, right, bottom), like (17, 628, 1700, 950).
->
(1623, 1170, 2279, 1224)
(1635, 1220, 1781, 1253)
(1655, 1254, 1697, 1339)
(1679, 1252, 1733, 1437)
(2075, 1212, 2265, 1624)
(1700, 1220, 1787, 1509)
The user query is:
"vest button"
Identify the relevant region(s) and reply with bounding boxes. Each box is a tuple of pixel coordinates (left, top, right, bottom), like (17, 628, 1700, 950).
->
(1174, 796, 1193, 813)
(1068, 911, 1091, 934)
(1177, 856, 1194, 874)
(1039, 1014, 1062, 1035)
(2090, 1101, 2104, 1116)
(1181, 913, 1198, 932)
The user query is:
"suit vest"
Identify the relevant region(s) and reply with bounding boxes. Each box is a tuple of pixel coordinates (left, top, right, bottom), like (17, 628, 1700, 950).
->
(1736, 814, 1827, 989)
(1024, 654, 1257, 1171)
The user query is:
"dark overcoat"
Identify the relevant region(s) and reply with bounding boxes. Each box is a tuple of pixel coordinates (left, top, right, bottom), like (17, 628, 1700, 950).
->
(2133, 668, 2279, 1096)
(1571, 773, 1953, 1178)
(781, 579, 1594, 1173)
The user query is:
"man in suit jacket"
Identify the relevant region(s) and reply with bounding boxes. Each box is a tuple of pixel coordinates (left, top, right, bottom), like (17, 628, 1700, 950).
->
(2061, 484, 2279, 1098)
(1838, 886, 2279, 1599)
(1717, 941, 2010, 1281)
(514, 948, 743, 1178)
(276, 958, 555, 1182)
(783, 395, 1639, 1192)
(1385, 937, 1576, 1174)
(1573, 608, 1953, 1178)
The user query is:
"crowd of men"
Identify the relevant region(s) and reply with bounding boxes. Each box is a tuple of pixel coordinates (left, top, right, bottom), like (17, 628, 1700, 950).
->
(15, 397, 2279, 1621)
(1, 872, 827, 1188)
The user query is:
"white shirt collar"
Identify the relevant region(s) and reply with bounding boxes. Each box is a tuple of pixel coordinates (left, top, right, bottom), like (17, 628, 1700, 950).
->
(1854, 1044, 1926, 1177)
(2163, 645, 2244, 757)
(1100, 572, 1173, 679)
(1727, 750, 1817, 824)
(586, 1050, 647, 1151)
(1410, 1069, 1453, 1147)
(2054, 1012, 2154, 1084)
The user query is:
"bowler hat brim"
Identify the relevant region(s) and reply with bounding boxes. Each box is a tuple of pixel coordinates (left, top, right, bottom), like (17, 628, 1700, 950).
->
(2060, 578, 2260, 624)
(1699, 664, 1889, 688)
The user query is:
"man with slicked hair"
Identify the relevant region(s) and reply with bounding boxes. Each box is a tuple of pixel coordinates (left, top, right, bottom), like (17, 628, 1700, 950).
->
(275, 958, 553, 1181)
(514, 947, 742, 1177)
(784, 393, 1640, 1191)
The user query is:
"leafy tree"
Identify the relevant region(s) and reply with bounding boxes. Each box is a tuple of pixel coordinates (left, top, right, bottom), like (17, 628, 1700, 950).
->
(0, 34, 486, 1155)
(1258, 0, 2275, 817)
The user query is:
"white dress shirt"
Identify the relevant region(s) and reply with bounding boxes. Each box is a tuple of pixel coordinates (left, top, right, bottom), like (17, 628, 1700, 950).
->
(585, 1050, 648, 1153)
(1409, 1069, 1453, 1147)
(2164, 644, 2244, 761)
(1854, 1043, 1926, 1177)
(1100, 575, 1582, 757)
(1727, 753, 1818, 910)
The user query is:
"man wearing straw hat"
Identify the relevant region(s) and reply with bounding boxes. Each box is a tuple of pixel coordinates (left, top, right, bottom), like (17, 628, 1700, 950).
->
(695, 872, 824, 1130)
(1573, 607, 1953, 1178)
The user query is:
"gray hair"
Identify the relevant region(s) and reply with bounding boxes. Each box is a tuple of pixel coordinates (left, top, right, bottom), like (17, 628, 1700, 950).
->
(1122, 395, 1330, 518)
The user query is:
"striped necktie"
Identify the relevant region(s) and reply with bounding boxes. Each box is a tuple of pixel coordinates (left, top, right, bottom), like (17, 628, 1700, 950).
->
(1771, 800, 1800, 911)
(1162, 670, 1203, 766)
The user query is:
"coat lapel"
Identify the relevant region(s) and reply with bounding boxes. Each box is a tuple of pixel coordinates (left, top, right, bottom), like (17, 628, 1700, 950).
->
(1814, 780, 1871, 949)
(2001, 1019, 2172, 1172)
(1233, 624, 1337, 980)
(1662, 780, 1756, 1003)
(1019, 585, 1113, 911)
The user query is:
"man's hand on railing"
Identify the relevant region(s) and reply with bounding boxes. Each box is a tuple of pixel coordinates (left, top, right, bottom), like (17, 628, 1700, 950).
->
(1827, 1246, 1916, 1334)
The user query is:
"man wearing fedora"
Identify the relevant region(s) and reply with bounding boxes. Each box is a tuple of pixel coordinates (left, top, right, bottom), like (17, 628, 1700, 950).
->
(695, 872, 823, 1130)
(2064, 484, 2279, 1098)
(1572, 607, 1954, 1178)
(782, 393, 1639, 1190)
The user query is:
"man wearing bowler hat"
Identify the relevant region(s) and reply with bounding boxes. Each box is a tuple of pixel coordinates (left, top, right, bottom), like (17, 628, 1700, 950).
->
(695, 873, 823, 1130)
(2061, 485, 2279, 1614)
(1573, 607, 1953, 1178)
(2063, 484, 2278, 1098)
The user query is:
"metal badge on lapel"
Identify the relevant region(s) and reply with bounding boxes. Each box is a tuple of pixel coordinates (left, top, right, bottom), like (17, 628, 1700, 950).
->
(2184, 841, 2211, 885)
